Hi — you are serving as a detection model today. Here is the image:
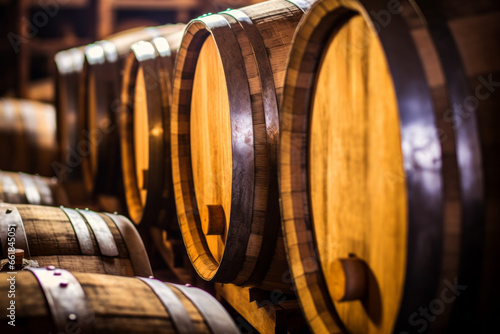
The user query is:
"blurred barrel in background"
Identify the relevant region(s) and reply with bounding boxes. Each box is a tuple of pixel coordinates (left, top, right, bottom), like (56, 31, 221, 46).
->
(0, 202, 152, 277)
(0, 171, 68, 206)
(279, 0, 500, 333)
(0, 268, 240, 334)
(79, 24, 185, 198)
(120, 29, 183, 231)
(171, 0, 314, 291)
(0, 98, 57, 177)
(119, 28, 190, 281)
(54, 47, 85, 183)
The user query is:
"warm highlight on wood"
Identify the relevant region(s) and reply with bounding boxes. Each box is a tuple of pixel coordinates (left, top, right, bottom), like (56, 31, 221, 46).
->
(0, 270, 239, 333)
(171, 0, 313, 290)
(133, 66, 149, 205)
(309, 14, 406, 333)
(0, 98, 57, 177)
(190, 35, 232, 262)
(120, 27, 184, 228)
(279, 0, 500, 333)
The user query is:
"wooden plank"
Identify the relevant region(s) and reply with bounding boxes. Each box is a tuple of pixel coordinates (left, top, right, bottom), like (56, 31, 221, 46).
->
(215, 283, 277, 334)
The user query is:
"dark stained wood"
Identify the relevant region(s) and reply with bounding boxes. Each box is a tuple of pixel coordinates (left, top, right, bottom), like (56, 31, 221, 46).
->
(412, 1, 500, 332)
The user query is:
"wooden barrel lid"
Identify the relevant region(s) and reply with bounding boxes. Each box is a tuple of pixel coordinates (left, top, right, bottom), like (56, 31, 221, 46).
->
(190, 35, 232, 264)
(309, 14, 406, 333)
(0, 98, 57, 177)
(133, 66, 150, 207)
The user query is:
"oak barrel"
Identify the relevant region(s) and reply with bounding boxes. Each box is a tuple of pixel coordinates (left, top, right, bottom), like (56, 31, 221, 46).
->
(79, 24, 185, 196)
(119, 29, 195, 282)
(120, 29, 184, 227)
(171, 0, 314, 290)
(0, 171, 68, 206)
(0, 268, 240, 333)
(54, 46, 119, 209)
(0, 98, 57, 177)
(0, 202, 152, 277)
(279, 0, 500, 333)
(54, 46, 85, 183)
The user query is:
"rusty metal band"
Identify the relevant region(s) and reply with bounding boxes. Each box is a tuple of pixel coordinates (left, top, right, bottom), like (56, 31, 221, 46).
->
(137, 277, 196, 334)
(104, 213, 153, 276)
(0, 173, 23, 204)
(27, 267, 94, 334)
(18, 173, 41, 205)
(32, 175, 55, 206)
(76, 209, 119, 257)
(60, 207, 95, 256)
(172, 284, 240, 334)
(0, 203, 30, 258)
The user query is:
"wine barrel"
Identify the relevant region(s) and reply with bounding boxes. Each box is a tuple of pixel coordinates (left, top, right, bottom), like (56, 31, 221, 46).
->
(54, 46, 85, 182)
(119, 29, 192, 282)
(0, 268, 240, 334)
(79, 24, 185, 197)
(0, 171, 68, 206)
(0, 202, 152, 277)
(0, 98, 57, 177)
(120, 28, 184, 227)
(171, 0, 314, 290)
(279, 0, 500, 333)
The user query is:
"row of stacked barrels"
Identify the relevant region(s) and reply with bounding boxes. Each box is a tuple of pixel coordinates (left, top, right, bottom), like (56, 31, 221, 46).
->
(0, 0, 499, 333)
(0, 19, 240, 334)
(0, 173, 239, 333)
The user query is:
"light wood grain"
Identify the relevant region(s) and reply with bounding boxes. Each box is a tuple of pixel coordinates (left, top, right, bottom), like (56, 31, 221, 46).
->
(190, 35, 232, 264)
(216, 283, 277, 334)
(309, 15, 406, 334)
(133, 66, 149, 206)
(280, 1, 500, 333)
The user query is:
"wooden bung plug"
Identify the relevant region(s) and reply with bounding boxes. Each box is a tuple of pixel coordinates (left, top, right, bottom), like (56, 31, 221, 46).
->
(202, 205, 226, 236)
(330, 258, 367, 302)
(14, 249, 24, 267)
